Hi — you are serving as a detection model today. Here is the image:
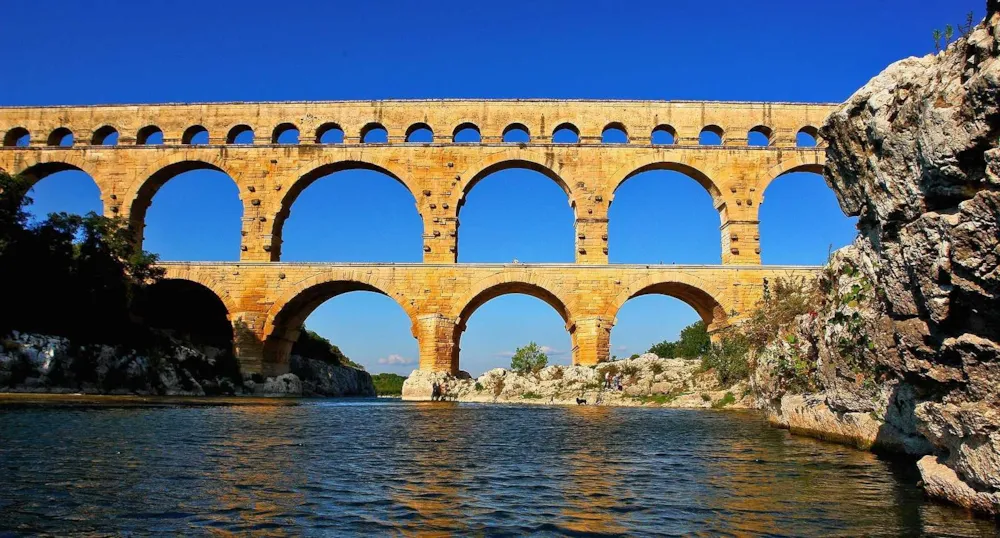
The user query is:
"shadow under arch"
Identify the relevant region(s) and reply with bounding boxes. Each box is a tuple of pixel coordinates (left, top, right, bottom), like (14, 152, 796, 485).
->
(125, 159, 242, 245)
(262, 276, 416, 371)
(607, 278, 729, 333)
(134, 278, 235, 349)
(450, 278, 574, 371)
(271, 160, 420, 261)
(456, 156, 576, 215)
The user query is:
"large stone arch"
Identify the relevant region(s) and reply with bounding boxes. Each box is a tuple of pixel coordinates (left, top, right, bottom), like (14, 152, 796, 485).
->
(609, 158, 723, 205)
(454, 151, 578, 214)
(135, 276, 237, 351)
(124, 156, 244, 245)
(270, 158, 420, 261)
(606, 273, 730, 332)
(262, 271, 416, 370)
(158, 266, 240, 318)
(758, 154, 826, 195)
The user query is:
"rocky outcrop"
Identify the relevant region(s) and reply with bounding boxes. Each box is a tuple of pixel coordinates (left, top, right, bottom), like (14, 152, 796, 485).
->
(402, 354, 747, 408)
(788, 2, 1000, 514)
(0, 331, 376, 398)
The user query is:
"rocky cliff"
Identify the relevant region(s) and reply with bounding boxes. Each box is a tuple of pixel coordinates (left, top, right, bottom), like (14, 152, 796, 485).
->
(761, 3, 1000, 514)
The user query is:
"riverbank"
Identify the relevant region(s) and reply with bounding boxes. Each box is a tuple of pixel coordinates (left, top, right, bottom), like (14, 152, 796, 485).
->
(402, 355, 749, 409)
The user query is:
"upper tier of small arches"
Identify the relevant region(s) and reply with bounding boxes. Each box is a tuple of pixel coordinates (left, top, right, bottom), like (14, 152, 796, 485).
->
(0, 100, 834, 149)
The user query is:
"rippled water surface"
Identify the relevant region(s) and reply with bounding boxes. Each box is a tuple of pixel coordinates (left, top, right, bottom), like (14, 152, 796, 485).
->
(1, 398, 997, 536)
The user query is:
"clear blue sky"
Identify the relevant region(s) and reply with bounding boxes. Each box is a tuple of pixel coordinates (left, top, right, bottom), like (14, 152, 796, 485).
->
(7, 0, 979, 376)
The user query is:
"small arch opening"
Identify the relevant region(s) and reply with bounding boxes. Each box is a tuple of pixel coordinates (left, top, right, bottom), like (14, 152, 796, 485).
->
(316, 123, 344, 144)
(182, 125, 210, 145)
(361, 123, 388, 144)
(405, 123, 434, 143)
(502, 123, 530, 143)
(651, 125, 676, 145)
(3, 127, 30, 147)
(137, 126, 164, 145)
(272, 123, 300, 144)
(47, 128, 74, 147)
(552, 123, 579, 144)
(602, 123, 628, 144)
(91, 126, 119, 146)
(227, 125, 255, 145)
(748, 126, 772, 147)
(699, 125, 724, 146)
(453, 123, 481, 143)
(797, 127, 819, 147)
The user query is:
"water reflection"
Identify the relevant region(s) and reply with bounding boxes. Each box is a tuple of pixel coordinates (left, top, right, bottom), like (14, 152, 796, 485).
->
(0, 400, 996, 536)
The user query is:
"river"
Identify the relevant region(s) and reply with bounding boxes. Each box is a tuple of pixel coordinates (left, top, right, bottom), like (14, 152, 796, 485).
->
(0, 398, 996, 536)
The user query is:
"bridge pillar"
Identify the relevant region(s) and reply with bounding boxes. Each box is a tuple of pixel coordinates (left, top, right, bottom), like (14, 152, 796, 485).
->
(720, 219, 761, 264)
(423, 217, 458, 263)
(570, 316, 614, 366)
(575, 218, 609, 264)
(416, 314, 459, 373)
(231, 312, 270, 377)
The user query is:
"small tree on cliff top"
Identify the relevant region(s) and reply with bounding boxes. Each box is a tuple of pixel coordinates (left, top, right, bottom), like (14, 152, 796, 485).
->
(510, 342, 548, 373)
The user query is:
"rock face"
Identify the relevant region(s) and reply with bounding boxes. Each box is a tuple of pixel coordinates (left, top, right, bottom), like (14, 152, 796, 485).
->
(814, 3, 1000, 514)
(402, 354, 746, 408)
(289, 355, 375, 397)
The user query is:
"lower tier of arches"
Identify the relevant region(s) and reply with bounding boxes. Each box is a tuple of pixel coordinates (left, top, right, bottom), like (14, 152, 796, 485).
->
(159, 262, 821, 376)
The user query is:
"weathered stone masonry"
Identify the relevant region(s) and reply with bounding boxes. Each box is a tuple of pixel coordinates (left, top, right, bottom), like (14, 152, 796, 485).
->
(0, 99, 832, 375)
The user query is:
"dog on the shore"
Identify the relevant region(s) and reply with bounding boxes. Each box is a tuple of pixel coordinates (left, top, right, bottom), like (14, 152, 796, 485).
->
(576, 398, 587, 405)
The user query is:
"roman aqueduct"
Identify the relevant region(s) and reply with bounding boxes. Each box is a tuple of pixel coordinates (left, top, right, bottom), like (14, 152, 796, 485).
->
(0, 99, 835, 376)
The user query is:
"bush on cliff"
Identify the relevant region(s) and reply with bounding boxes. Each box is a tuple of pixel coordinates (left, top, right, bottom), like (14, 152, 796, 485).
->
(510, 342, 548, 373)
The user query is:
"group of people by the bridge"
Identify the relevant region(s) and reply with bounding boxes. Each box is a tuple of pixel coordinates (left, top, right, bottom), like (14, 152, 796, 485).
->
(604, 371, 624, 391)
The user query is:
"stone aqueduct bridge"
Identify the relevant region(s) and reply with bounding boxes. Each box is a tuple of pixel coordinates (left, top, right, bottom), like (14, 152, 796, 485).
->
(0, 99, 834, 376)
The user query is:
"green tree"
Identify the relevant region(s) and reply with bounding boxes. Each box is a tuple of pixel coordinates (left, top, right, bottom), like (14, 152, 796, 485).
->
(372, 373, 406, 396)
(510, 341, 548, 373)
(676, 321, 711, 358)
(648, 340, 677, 358)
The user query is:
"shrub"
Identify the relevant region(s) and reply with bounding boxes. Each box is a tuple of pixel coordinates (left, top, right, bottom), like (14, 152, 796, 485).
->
(521, 392, 542, 400)
(510, 342, 548, 374)
(712, 392, 737, 408)
(648, 340, 676, 359)
(701, 392, 711, 401)
(474, 382, 484, 392)
(701, 334, 751, 386)
(620, 363, 639, 377)
(650, 362, 664, 375)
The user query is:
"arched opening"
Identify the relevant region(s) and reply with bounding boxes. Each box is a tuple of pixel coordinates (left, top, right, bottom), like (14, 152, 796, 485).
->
(137, 125, 163, 145)
(227, 125, 255, 145)
(91, 126, 119, 146)
(602, 122, 628, 144)
(458, 162, 574, 262)
(610, 163, 722, 264)
(361, 123, 388, 144)
(182, 125, 209, 145)
(264, 281, 415, 375)
(453, 123, 481, 143)
(3, 127, 30, 147)
(405, 123, 434, 143)
(277, 162, 421, 262)
(316, 123, 344, 144)
(272, 123, 299, 144)
(610, 295, 705, 360)
(21, 165, 103, 222)
(797, 126, 819, 147)
(134, 279, 233, 351)
(502, 123, 530, 143)
(760, 168, 856, 264)
(456, 283, 572, 376)
(134, 162, 242, 261)
(552, 123, 580, 144)
(699, 125, 724, 146)
(651, 125, 676, 145)
(47, 127, 74, 147)
(747, 126, 772, 147)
